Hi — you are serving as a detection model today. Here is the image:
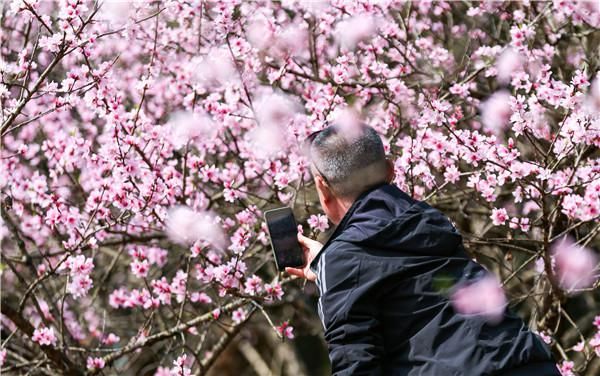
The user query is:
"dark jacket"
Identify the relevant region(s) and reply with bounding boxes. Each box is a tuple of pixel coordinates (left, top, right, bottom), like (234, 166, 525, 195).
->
(309, 183, 559, 376)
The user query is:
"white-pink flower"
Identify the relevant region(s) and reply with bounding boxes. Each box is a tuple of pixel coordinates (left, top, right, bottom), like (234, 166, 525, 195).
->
(166, 206, 225, 248)
(193, 47, 236, 87)
(170, 354, 191, 376)
(167, 111, 216, 149)
(496, 48, 523, 84)
(98, 0, 133, 25)
(551, 236, 598, 293)
(451, 275, 507, 323)
(102, 333, 120, 345)
(308, 214, 329, 232)
(277, 322, 295, 339)
(480, 91, 512, 133)
(244, 275, 264, 296)
(335, 15, 376, 50)
(131, 259, 150, 279)
(67, 274, 93, 298)
(231, 308, 247, 324)
(557, 360, 575, 376)
(246, 17, 274, 50)
(190, 292, 212, 304)
(32, 326, 57, 347)
(264, 282, 284, 301)
(444, 165, 461, 184)
(537, 331, 552, 344)
(86, 357, 105, 370)
(490, 208, 509, 226)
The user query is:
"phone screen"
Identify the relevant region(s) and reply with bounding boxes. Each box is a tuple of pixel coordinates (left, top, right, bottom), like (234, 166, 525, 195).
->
(264, 208, 304, 270)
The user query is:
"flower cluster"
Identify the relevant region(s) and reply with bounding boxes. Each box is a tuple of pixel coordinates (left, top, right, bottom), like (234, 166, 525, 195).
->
(32, 327, 57, 347)
(60, 255, 94, 299)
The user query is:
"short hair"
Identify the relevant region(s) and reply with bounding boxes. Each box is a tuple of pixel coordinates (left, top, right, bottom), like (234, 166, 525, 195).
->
(309, 124, 388, 198)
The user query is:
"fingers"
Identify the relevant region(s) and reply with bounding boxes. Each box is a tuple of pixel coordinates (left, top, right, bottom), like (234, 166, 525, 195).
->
(285, 266, 317, 282)
(297, 232, 310, 246)
(297, 232, 320, 248)
(285, 267, 304, 278)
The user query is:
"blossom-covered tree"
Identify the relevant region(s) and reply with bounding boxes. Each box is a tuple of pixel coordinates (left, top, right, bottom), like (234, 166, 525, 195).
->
(1, 1, 599, 375)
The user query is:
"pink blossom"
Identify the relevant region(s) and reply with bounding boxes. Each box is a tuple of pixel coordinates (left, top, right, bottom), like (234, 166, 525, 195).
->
(491, 208, 509, 226)
(333, 108, 364, 143)
(37, 263, 47, 276)
(537, 331, 552, 344)
(451, 275, 507, 323)
(109, 288, 128, 309)
(154, 367, 171, 376)
(274, 25, 307, 57)
(551, 236, 598, 293)
(167, 111, 216, 149)
(557, 360, 575, 376)
(98, 0, 132, 25)
(67, 274, 93, 298)
(32, 326, 57, 347)
(166, 206, 224, 248)
(480, 91, 512, 133)
(39, 33, 63, 53)
(0, 348, 6, 367)
(194, 47, 236, 87)
(255, 93, 298, 128)
(190, 292, 212, 304)
(170, 354, 191, 376)
(131, 259, 150, 279)
(335, 15, 376, 50)
(496, 48, 523, 84)
(151, 278, 172, 306)
(246, 17, 274, 50)
(264, 282, 284, 302)
(231, 308, 247, 324)
(277, 322, 295, 339)
(508, 217, 529, 231)
(64, 255, 94, 276)
(148, 247, 168, 267)
(171, 270, 189, 303)
(244, 275, 264, 296)
(510, 24, 535, 50)
(571, 70, 589, 89)
(86, 357, 105, 370)
(449, 83, 471, 98)
(590, 333, 600, 356)
(589, 75, 600, 109)
(308, 214, 329, 232)
(443, 165, 461, 184)
(102, 333, 120, 345)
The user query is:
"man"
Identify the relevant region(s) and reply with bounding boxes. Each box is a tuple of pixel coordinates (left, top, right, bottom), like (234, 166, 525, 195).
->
(286, 124, 559, 375)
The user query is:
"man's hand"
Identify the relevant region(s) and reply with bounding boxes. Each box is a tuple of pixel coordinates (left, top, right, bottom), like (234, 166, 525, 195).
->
(285, 233, 323, 282)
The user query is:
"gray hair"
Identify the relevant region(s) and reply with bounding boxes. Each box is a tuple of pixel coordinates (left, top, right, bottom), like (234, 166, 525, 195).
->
(309, 124, 388, 198)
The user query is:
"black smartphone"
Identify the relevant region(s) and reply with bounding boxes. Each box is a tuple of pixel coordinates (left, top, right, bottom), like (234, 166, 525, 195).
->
(264, 207, 305, 271)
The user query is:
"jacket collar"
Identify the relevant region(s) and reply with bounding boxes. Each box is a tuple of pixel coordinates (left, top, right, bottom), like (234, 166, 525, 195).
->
(309, 182, 389, 272)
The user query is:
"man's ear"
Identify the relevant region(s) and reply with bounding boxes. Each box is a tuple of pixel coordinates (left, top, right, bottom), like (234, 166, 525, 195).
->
(385, 159, 395, 183)
(315, 175, 334, 203)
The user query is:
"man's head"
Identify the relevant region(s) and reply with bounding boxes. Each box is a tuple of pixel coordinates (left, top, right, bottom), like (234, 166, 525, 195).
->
(307, 123, 394, 224)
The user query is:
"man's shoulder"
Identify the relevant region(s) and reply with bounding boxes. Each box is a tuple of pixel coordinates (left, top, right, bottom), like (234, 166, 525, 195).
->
(322, 238, 366, 261)
(311, 239, 364, 275)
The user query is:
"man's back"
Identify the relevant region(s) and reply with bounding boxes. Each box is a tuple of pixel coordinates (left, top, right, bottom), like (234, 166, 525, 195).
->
(310, 183, 559, 375)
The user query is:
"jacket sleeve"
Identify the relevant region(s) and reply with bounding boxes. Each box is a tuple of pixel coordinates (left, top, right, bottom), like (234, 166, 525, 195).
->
(317, 242, 384, 376)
